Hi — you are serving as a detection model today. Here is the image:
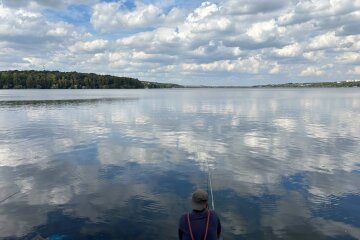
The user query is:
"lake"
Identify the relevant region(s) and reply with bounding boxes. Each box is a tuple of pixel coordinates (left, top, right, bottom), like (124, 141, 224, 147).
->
(0, 89, 359, 240)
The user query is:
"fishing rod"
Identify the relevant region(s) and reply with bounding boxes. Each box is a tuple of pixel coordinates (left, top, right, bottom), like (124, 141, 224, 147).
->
(205, 156, 215, 210)
(196, 150, 224, 239)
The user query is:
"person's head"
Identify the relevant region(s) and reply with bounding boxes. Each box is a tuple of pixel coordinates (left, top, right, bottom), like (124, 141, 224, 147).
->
(191, 189, 208, 210)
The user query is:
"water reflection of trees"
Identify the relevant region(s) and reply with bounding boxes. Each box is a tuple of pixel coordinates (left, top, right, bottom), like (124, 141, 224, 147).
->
(0, 97, 138, 108)
(0, 89, 359, 239)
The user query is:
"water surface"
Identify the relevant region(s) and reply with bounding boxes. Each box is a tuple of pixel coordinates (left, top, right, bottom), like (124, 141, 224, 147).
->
(0, 89, 359, 239)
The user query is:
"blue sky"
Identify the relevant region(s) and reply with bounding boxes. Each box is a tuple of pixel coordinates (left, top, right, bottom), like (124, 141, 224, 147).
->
(0, 0, 359, 85)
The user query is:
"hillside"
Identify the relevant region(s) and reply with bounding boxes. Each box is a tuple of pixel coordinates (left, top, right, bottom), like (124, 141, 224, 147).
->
(0, 70, 183, 89)
(252, 81, 360, 88)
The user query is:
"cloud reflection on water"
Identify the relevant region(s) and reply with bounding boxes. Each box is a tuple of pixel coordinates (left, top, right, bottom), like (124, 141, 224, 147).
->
(0, 89, 359, 239)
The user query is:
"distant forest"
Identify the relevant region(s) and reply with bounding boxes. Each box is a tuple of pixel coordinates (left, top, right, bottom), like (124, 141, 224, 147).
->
(0, 70, 183, 89)
(253, 81, 360, 88)
(1, 70, 358, 89)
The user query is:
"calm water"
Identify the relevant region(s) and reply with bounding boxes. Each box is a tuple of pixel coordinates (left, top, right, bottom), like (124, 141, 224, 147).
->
(0, 89, 359, 240)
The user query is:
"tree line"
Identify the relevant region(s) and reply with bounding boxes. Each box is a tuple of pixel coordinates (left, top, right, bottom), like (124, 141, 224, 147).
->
(0, 70, 183, 89)
(253, 81, 360, 88)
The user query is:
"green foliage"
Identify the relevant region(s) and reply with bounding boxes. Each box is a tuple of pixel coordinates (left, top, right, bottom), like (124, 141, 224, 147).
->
(253, 81, 360, 88)
(142, 81, 183, 88)
(0, 70, 182, 89)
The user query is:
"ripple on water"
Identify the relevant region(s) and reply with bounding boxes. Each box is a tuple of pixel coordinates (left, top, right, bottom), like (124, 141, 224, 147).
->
(0, 89, 359, 239)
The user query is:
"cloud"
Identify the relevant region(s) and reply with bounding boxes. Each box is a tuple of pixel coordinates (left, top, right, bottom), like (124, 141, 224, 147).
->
(336, 52, 360, 64)
(303, 51, 325, 61)
(2, 0, 97, 9)
(180, 55, 275, 74)
(223, 0, 288, 15)
(0, 3, 90, 71)
(246, 20, 283, 43)
(337, 22, 360, 36)
(300, 67, 325, 76)
(269, 63, 281, 74)
(69, 39, 109, 53)
(91, 1, 184, 31)
(308, 32, 339, 50)
(0, 4, 85, 46)
(186, 2, 219, 22)
(307, 31, 358, 53)
(279, 0, 360, 26)
(274, 43, 302, 57)
(348, 66, 360, 75)
(183, 3, 231, 34)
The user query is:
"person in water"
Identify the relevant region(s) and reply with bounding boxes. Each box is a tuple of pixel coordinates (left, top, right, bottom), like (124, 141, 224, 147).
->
(178, 189, 221, 240)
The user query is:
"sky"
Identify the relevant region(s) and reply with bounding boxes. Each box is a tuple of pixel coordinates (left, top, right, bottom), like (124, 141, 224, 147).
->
(0, 0, 359, 86)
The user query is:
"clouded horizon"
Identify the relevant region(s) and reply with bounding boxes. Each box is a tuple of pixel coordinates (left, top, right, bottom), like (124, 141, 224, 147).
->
(0, 0, 359, 86)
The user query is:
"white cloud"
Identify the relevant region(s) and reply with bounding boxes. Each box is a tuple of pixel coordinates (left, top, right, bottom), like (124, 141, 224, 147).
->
(308, 32, 338, 50)
(91, 2, 183, 31)
(246, 20, 281, 43)
(178, 2, 232, 39)
(269, 63, 281, 74)
(274, 43, 302, 57)
(180, 55, 278, 74)
(303, 51, 325, 61)
(0, 6, 41, 36)
(47, 27, 69, 37)
(348, 66, 360, 75)
(186, 2, 219, 22)
(0, 4, 84, 42)
(185, 16, 232, 33)
(300, 66, 325, 76)
(307, 32, 355, 51)
(336, 52, 360, 63)
(69, 39, 109, 53)
(23, 57, 47, 66)
(223, 0, 288, 15)
(182, 40, 242, 64)
(279, 0, 360, 27)
(2, 0, 97, 9)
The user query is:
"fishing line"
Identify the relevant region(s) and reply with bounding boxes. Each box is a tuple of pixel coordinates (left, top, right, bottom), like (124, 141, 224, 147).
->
(205, 156, 215, 210)
(197, 149, 215, 211)
(203, 152, 224, 240)
(0, 190, 20, 204)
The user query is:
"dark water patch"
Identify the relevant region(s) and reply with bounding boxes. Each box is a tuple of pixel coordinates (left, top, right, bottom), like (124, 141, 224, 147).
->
(0, 97, 138, 108)
(281, 173, 307, 191)
(23, 209, 88, 240)
(9, 123, 68, 140)
(311, 194, 360, 228)
(139, 168, 196, 199)
(53, 143, 99, 165)
(98, 165, 128, 180)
